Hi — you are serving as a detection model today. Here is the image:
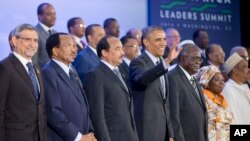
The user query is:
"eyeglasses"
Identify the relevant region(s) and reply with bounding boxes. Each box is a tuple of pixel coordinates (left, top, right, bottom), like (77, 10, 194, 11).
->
(16, 36, 38, 43)
(241, 55, 249, 61)
(185, 56, 203, 62)
(124, 45, 139, 48)
(75, 24, 86, 28)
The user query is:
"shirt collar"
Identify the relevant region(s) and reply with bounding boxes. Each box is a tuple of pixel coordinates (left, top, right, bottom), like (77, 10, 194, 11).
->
(145, 50, 159, 65)
(101, 59, 117, 71)
(123, 57, 131, 66)
(13, 52, 32, 72)
(52, 59, 71, 76)
(178, 65, 193, 81)
(88, 45, 97, 55)
(39, 22, 52, 33)
(73, 35, 83, 48)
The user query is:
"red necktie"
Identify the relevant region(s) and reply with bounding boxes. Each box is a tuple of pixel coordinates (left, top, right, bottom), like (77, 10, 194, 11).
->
(80, 40, 86, 49)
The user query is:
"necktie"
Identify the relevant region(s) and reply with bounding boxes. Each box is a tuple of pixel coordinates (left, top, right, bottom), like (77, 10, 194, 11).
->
(69, 69, 82, 89)
(48, 29, 52, 35)
(156, 60, 166, 99)
(80, 40, 86, 49)
(190, 77, 201, 100)
(113, 68, 129, 92)
(26, 62, 40, 100)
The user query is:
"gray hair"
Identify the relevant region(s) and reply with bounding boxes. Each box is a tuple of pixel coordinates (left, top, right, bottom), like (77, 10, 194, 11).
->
(12, 23, 38, 37)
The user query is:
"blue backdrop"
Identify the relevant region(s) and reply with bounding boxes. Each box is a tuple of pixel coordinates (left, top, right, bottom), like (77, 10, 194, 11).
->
(148, 0, 241, 56)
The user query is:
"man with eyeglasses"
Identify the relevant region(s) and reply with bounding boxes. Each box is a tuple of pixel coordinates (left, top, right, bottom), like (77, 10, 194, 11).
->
(33, 3, 57, 68)
(119, 35, 139, 82)
(0, 24, 47, 141)
(67, 17, 87, 53)
(168, 43, 209, 141)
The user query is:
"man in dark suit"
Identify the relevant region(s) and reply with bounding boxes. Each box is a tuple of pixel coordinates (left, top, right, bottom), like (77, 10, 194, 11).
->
(73, 24, 105, 82)
(33, 3, 57, 68)
(67, 17, 87, 52)
(119, 35, 139, 82)
(42, 33, 96, 141)
(83, 36, 139, 141)
(168, 43, 208, 141)
(129, 26, 181, 141)
(0, 24, 47, 141)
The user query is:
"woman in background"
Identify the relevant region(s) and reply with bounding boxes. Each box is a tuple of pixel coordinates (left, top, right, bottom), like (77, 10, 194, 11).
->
(196, 65, 234, 141)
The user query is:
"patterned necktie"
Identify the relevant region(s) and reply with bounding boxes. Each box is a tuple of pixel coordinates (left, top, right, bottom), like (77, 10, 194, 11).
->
(26, 62, 40, 100)
(156, 60, 166, 99)
(190, 77, 201, 100)
(69, 69, 82, 89)
(113, 68, 129, 92)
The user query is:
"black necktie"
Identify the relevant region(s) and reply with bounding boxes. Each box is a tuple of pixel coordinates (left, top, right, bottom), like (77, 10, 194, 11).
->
(113, 68, 129, 92)
(26, 62, 40, 100)
(48, 29, 52, 35)
(156, 60, 166, 99)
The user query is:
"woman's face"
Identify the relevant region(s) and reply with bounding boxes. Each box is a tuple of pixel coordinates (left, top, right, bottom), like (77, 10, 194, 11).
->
(207, 72, 225, 94)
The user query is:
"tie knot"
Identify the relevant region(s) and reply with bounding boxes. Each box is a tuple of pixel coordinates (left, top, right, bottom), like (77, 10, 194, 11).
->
(48, 29, 52, 35)
(156, 59, 161, 65)
(113, 68, 119, 73)
(26, 62, 33, 69)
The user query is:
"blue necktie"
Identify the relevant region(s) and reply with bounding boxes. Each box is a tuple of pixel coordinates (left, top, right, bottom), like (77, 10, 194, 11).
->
(26, 62, 40, 100)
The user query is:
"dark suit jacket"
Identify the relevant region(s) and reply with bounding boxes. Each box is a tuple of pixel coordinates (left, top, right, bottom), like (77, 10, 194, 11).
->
(83, 62, 138, 141)
(42, 60, 93, 141)
(73, 46, 100, 82)
(0, 54, 47, 141)
(129, 52, 174, 141)
(118, 61, 129, 84)
(168, 66, 208, 141)
(32, 23, 56, 68)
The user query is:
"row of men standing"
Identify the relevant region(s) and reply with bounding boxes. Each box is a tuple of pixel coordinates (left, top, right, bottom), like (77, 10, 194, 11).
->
(0, 3, 209, 141)
(0, 23, 209, 141)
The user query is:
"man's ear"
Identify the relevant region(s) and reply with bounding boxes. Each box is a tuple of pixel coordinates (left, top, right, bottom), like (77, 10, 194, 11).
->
(12, 36, 18, 48)
(101, 49, 108, 58)
(52, 47, 58, 57)
(143, 38, 148, 48)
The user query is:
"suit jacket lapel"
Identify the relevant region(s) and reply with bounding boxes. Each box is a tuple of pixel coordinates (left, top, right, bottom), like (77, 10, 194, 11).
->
(100, 62, 130, 95)
(195, 78, 207, 111)
(142, 53, 165, 100)
(86, 47, 99, 65)
(51, 61, 84, 104)
(176, 66, 206, 110)
(9, 54, 37, 101)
